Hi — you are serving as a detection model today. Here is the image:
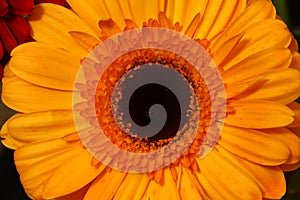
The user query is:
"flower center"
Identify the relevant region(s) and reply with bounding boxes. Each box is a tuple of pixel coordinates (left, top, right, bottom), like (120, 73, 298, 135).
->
(95, 49, 210, 161)
(72, 27, 226, 173)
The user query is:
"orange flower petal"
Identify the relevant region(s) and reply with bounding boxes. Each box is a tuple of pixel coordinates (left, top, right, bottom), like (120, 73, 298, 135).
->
(7, 110, 76, 143)
(15, 136, 80, 172)
(223, 19, 291, 68)
(211, 33, 243, 66)
(84, 169, 126, 200)
(290, 51, 300, 70)
(262, 128, 300, 165)
(178, 166, 202, 199)
(43, 149, 106, 199)
(113, 173, 150, 200)
(195, 148, 262, 199)
(98, 18, 121, 39)
(287, 102, 300, 127)
(68, 31, 100, 52)
(217, 146, 286, 199)
(29, 3, 97, 56)
(143, 169, 181, 199)
(218, 126, 290, 165)
(196, 0, 246, 40)
(127, 0, 164, 27)
(233, 68, 300, 105)
(222, 48, 292, 85)
(56, 184, 91, 200)
(2, 76, 72, 113)
(0, 114, 22, 149)
(15, 140, 82, 199)
(226, 100, 294, 128)
(280, 160, 300, 172)
(221, 0, 275, 37)
(66, 0, 122, 35)
(183, 13, 200, 38)
(289, 33, 299, 52)
(192, 171, 224, 199)
(225, 75, 265, 99)
(9, 42, 80, 90)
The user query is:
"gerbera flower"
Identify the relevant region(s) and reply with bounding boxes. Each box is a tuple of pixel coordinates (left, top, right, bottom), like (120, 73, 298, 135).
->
(1, 0, 300, 199)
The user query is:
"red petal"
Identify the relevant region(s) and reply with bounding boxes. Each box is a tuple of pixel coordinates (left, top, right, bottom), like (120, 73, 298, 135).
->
(4, 13, 30, 42)
(34, 0, 66, 6)
(0, 40, 3, 59)
(0, 0, 8, 16)
(0, 18, 17, 53)
(7, 0, 34, 15)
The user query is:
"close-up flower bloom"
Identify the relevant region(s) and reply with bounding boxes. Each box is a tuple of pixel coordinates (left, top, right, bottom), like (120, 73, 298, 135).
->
(1, 0, 300, 199)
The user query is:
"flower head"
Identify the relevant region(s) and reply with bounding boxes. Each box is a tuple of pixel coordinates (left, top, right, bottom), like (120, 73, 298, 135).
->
(1, 0, 300, 199)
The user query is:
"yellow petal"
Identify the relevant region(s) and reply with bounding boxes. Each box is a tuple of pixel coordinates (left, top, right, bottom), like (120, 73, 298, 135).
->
(225, 77, 264, 99)
(164, 0, 207, 34)
(290, 127, 300, 138)
(179, 166, 202, 199)
(2, 76, 72, 113)
(223, 19, 291, 68)
(66, 0, 110, 35)
(217, 145, 286, 199)
(0, 135, 19, 149)
(98, 18, 121, 39)
(287, 102, 300, 127)
(43, 149, 105, 199)
(15, 136, 80, 172)
(290, 51, 300, 70)
(97, 0, 128, 29)
(144, 168, 180, 200)
(222, 48, 292, 85)
(3, 62, 15, 78)
(184, 13, 200, 38)
(195, 0, 247, 40)
(7, 110, 76, 143)
(128, 0, 164, 27)
(218, 126, 290, 165)
(192, 171, 224, 199)
(56, 184, 91, 200)
(9, 42, 80, 90)
(262, 128, 300, 164)
(15, 140, 82, 199)
(0, 114, 22, 149)
(280, 159, 300, 172)
(211, 33, 243, 66)
(221, 1, 275, 37)
(226, 100, 294, 128)
(114, 173, 150, 200)
(234, 68, 300, 104)
(289, 32, 299, 52)
(83, 169, 126, 200)
(195, 149, 262, 199)
(30, 3, 97, 56)
(69, 31, 101, 52)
